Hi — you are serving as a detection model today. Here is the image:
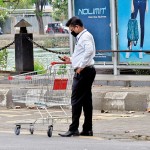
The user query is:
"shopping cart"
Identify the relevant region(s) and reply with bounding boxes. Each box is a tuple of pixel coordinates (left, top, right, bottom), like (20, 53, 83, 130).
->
(8, 62, 73, 137)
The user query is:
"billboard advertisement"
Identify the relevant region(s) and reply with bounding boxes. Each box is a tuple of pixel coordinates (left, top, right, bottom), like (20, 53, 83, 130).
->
(118, 0, 150, 62)
(74, 0, 112, 62)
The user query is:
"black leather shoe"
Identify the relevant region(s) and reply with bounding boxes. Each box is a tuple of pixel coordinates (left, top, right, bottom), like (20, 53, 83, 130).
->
(58, 130, 79, 137)
(79, 131, 93, 136)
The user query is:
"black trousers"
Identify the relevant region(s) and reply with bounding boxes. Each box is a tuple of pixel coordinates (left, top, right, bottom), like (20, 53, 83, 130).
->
(69, 67, 96, 132)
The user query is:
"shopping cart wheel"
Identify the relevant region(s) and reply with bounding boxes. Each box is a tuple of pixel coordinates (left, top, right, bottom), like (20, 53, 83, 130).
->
(15, 125, 21, 135)
(47, 125, 53, 137)
(29, 125, 34, 135)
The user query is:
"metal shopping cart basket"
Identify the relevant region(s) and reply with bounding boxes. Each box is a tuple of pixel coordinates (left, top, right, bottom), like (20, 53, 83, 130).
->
(8, 62, 73, 137)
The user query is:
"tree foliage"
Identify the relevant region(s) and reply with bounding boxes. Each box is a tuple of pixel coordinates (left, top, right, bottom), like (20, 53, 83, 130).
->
(49, 0, 68, 21)
(0, 11, 8, 27)
(0, 1, 9, 27)
(0, 0, 68, 34)
(1, 0, 49, 34)
(12, 0, 33, 9)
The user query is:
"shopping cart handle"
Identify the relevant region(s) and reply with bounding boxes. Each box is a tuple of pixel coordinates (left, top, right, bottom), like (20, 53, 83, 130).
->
(51, 62, 71, 66)
(8, 76, 13, 80)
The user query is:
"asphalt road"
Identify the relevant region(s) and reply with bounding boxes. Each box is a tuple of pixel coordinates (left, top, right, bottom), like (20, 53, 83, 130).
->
(1, 132, 150, 150)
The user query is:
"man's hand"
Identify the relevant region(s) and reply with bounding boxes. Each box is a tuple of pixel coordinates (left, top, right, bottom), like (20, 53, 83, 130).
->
(76, 68, 84, 74)
(61, 56, 71, 62)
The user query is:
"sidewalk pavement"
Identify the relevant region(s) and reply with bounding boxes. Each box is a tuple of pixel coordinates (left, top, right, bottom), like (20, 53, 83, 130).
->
(1, 74, 150, 141)
(0, 107, 150, 141)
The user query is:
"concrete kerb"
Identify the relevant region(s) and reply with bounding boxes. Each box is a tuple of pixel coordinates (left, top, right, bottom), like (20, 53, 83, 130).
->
(92, 87, 150, 111)
(0, 85, 149, 112)
(1, 74, 150, 111)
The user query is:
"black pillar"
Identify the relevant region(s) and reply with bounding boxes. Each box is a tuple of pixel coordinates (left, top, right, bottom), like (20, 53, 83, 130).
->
(15, 33, 34, 73)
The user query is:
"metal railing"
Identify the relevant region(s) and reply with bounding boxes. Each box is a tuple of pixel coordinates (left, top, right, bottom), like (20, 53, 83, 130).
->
(0, 36, 150, 75)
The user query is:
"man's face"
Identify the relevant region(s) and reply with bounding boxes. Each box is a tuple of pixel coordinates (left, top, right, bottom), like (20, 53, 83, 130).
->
(69, 25, 79, 33)
(69, 25, 80, 37)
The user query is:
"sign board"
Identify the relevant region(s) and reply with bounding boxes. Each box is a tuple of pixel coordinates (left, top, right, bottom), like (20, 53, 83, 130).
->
(118, 0, 150, 62)
(74, 0, 112, 62)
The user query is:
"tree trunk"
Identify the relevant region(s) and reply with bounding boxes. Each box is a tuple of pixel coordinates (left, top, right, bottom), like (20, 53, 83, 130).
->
(36, 15, 44, 34)
(35, 1, 44, 35)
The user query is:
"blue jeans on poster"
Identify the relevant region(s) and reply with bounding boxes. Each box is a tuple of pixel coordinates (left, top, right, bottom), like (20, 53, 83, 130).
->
(133, 0, 146, 48)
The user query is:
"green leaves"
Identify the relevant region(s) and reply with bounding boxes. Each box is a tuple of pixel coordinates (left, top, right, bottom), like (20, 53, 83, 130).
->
(0, 49, 8, 70)
(57, 64, 67, 75)
(34, 60, 46, 74)
(128, 62, 150, 75)
(50, 0, 68, 21)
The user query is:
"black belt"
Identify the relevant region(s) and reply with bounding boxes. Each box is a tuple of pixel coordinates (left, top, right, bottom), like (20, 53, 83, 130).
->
(74, 65, 94, 72)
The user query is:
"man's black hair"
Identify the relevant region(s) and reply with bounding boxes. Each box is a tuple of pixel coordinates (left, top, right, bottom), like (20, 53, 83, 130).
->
(66, 16, 83, 27)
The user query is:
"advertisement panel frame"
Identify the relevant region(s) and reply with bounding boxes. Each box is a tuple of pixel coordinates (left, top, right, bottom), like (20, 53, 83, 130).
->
(68, 0, 118, 74)
(117, 0, 150, 63)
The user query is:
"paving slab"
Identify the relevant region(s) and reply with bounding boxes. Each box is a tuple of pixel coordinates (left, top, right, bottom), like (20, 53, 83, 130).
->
(0, 107, 150, 140)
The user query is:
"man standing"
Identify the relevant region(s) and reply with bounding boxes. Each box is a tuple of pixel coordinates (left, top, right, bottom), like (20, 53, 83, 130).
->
(58, 16, 96, 137)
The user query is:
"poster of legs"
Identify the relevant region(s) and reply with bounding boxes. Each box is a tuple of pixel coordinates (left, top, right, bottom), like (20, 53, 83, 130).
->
(118, 0, 150, 62)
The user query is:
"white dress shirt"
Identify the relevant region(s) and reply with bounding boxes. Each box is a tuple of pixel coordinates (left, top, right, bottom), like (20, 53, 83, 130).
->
(71, 29, 96, 69)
